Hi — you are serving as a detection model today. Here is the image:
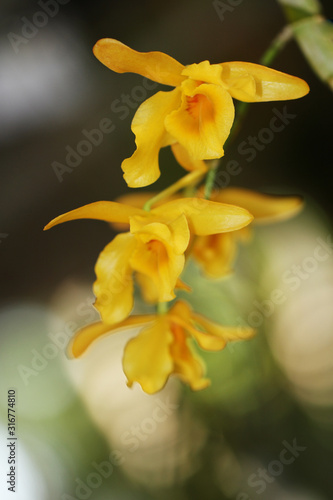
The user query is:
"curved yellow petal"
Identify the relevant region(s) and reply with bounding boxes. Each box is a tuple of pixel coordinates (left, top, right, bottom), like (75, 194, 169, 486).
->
(121, 88, 182, 187)
(190, 330, 228, 351)
(220, 62, 309, 102)
(191, 312, 255, 344)
(152, 198, 253, 235)
(181, 61, 223, 85)
(44, 201, 145, 231)
(165, 80, 235, 160)
(171, 143, 207, 172)
(169, 301, 255, 351)
(169, 299, 192, 321)
(175, 278, 192, 293)
(130, 213, 190, 254)
(93, 233, 137, 325)
(70, 316, 155, 358)
(123, 318, 174, 394)
(129, 216, 188, 302)
(136, 272, 160, 303)
(136, 275, 191, 305)
(192, 233, 237, 278)
(216, 188, 303, 223)
(130, 241, 180, 302)
(168, 314, 226, 351)
(93, 38, 185, 87)
(169, 328, 210, 390)
(130, 218, 172, 242)
(221, 73, 257, 102)
(167, 213, 191, 254)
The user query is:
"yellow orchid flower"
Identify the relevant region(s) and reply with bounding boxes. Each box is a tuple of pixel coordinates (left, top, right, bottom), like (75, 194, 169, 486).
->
(109, 188, 303, 278)
(69, 300, 255, 394)
(191, 229, 250, 278)
(44, 198, 253, 324)
(93, 38, 309, 187)
(192, 188, 303, 278)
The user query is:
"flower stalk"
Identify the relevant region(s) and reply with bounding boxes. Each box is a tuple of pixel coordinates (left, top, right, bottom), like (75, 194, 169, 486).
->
(44, 35, 309, 394)
(143, 168, 206, 211)
(203, 24, 295, 199)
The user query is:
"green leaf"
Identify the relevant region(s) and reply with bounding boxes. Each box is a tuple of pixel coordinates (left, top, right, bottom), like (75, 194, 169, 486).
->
(279, 0, 321, 17)
(278, 0, 333, 90)
(292, 16, 333, 89)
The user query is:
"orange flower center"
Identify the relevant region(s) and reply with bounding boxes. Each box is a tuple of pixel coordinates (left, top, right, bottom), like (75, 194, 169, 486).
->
(170, 321, 184, 343)
(185, 92, 214, 124)
(186, 94, 203, 119)
(147, 239, 164, 253)
(146, 239, 168, 267)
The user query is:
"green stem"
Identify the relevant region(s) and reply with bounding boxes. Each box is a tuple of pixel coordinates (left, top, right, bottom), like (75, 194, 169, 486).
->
(157, 302, 168, 314)
(229, 25, 293, 144)
(260, 25, 293, 66)
(204, 163, 219, 199)
(279, 0, 333, 90)
(143, 168, 206, 211)
(203, 24, 293, 198)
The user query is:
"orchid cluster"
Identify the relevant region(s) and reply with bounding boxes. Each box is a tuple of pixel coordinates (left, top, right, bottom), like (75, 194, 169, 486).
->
(45, 39, 309, 394)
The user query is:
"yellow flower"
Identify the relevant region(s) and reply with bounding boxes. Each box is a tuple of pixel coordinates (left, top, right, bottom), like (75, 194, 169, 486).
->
(44, 197, 253, 324)
(69, 300, 255, 394)
(93, 38, 309, 187)
(192, 188, 303, 277)
(111, 188, 303, 278)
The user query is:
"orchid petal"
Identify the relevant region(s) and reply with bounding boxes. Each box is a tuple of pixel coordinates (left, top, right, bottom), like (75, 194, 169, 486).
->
(216, 188, 303, 223)
(70, 316, 155, 358)
(44, 201, 145, 230)
(192, 233, 237, 277)
(165, 80, 235, 160)
(192, 312, 255, 347)
(93, 233, 136, 325)
(171, 143, 207, 172)
(181, 61, 224, 85)
(123, 317, 174, 394)
(220, 61, 310, 102)
(121, 88, 182, 187)
(169, 325, 210, 390)
(152, 198, 253, 235)
(93, 38, 185, 87)
(129, 215, 189, 302)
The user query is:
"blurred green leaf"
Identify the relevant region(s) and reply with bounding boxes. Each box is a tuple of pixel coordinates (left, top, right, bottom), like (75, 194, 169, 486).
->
(278, 0, 333, 90)
(279, 0, 321, 17)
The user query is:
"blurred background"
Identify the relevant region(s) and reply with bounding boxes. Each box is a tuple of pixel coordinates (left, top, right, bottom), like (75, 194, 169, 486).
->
(1, 0, 333, 499)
